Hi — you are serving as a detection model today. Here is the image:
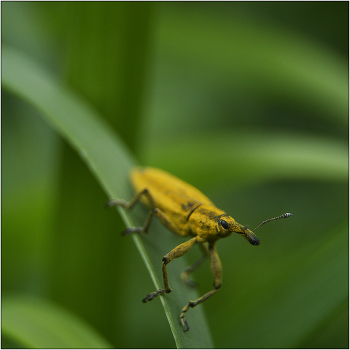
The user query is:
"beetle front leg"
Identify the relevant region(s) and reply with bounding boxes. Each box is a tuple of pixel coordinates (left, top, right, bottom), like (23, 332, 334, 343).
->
(143, 236, 198, 302)
(180, 242, 222, 332)
(142, 258, 170, 302)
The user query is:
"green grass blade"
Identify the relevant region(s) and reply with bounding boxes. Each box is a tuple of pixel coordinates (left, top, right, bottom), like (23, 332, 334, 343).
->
(143, 130, 348, 189)
(2, 45, 214, 348)
(2, 296, 113, 349)
(157, 5, 348, 123)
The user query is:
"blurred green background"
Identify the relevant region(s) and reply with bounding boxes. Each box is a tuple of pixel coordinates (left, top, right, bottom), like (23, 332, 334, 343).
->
(2, 2, 348, 348)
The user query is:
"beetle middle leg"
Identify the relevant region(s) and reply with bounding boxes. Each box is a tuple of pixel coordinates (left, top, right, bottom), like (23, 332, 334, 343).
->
(181, 243, 208, 287)
(143, 236, 198, 302)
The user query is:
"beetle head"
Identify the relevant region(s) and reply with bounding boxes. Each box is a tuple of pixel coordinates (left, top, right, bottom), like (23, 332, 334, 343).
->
(217, 214, 260, 245)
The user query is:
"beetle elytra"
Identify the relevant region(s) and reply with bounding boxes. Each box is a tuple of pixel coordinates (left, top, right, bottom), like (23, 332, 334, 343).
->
(107, 166, 292, 332)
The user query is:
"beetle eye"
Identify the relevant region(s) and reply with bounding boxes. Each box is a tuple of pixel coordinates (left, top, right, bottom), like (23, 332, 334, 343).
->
(220, 220, 229, 229)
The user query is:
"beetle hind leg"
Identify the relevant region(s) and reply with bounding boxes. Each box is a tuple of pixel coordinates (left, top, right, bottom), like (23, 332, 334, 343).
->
(180, 242, 222, 332)
(180, 288, 219, 332)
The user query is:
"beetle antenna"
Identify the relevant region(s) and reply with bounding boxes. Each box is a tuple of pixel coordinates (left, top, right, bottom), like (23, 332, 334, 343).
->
(253, 213, 292, 232)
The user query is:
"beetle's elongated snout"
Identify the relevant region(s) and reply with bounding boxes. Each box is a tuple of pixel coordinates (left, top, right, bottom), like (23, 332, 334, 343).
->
(247, 232, 260, 245)
(240, 227, 260, 245)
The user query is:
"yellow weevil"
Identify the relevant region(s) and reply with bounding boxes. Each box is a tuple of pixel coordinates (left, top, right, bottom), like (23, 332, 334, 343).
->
(107, 166, 292, 332)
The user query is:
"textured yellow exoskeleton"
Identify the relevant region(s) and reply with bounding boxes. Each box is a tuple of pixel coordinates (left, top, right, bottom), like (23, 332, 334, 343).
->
(107, 166, 291, 332)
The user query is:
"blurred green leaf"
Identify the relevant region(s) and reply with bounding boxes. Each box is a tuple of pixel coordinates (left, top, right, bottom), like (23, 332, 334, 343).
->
(143, 130, 348, 189)
(2, 45, 135, 199)
(157, 5, 348, 123)
(63, 2, 153, 152)
(2, 296, 113, 349)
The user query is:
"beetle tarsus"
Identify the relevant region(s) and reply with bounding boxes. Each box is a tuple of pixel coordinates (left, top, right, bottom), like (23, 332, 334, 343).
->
(142, 289, 165, 303)
(182, 319, 190, 332)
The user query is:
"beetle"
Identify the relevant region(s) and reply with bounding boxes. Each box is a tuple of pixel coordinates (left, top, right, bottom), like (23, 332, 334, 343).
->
(107, 166, 291, 332)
